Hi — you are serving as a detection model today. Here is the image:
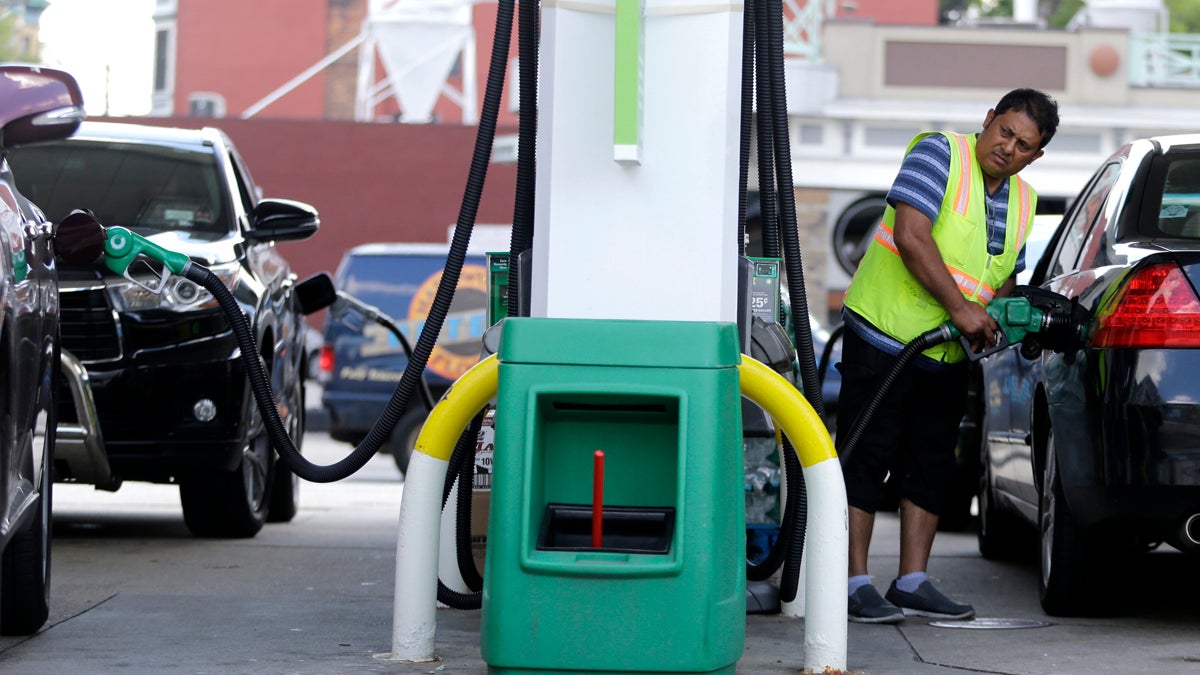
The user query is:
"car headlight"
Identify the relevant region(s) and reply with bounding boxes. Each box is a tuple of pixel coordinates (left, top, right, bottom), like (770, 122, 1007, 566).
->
(107, 262, 241, 311)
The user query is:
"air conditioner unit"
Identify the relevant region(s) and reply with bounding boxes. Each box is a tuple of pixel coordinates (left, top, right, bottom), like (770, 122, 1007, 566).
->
(188, 92, 226, 118)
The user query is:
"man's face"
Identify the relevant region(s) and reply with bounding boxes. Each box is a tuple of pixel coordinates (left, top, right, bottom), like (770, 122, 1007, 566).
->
(976, 108, 1045, 181)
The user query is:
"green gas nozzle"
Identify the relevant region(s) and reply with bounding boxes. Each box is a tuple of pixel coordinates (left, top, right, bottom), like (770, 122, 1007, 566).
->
(103, 226, 191, 277)
(949, 296, 1052, 361)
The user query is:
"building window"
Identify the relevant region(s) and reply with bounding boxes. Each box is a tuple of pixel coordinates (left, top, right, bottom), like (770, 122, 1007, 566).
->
(188, 92, 226, 118)
(151, 2, 177, 117)
(154, 28, 169, 92)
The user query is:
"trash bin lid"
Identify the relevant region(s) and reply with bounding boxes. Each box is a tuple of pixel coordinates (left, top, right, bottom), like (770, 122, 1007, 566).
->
(498, 318, 741, 369)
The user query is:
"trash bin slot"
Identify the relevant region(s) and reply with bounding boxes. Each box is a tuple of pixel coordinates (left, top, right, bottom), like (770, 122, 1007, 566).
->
(550, 401, 670, 414)
(537, 503, 674, 554)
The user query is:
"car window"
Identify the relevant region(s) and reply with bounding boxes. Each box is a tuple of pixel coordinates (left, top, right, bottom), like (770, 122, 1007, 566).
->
(8, 140, 229, 238)
(1153, 157, 1200, 237)
(225, 147, 257, 217)
(1048, 162, 1121, 278)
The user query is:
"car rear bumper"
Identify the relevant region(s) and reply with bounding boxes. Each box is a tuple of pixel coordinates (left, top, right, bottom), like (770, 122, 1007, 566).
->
(1068, 484, 1200, 549)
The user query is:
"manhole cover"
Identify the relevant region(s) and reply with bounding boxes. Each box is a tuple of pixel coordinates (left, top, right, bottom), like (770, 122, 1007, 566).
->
(928, 618, 1052, 630)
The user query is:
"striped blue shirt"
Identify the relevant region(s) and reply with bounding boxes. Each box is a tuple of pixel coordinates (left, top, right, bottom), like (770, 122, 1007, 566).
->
(887, 134, 1025, 270)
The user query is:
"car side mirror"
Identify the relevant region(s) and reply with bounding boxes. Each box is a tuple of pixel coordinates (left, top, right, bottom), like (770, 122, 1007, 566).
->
(55, 210, 108, 266)
(246, 198, 320, 243)
(0, 65, 86, 149)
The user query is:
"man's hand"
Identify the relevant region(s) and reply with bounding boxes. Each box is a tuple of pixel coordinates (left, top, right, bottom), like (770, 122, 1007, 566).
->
(948, 301, 999, 353)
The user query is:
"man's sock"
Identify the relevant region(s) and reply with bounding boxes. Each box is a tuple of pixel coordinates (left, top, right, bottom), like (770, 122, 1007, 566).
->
(895, 571, 927, 593)
(848, 574, 872, 596)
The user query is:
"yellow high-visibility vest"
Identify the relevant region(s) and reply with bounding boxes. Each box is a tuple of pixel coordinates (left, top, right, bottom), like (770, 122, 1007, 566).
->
(844, 131, 1037, 363)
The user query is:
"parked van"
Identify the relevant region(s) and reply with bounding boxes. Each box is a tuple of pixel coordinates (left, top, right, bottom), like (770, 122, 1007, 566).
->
(320, 243, 490, 474)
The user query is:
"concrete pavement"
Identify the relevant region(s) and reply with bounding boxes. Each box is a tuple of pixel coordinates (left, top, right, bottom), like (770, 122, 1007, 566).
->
(2, 427, 1199, 674)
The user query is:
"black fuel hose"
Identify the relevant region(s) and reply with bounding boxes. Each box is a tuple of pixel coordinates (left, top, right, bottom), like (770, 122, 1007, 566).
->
(736, 0, 754, 256)
(452, 412, 486, 593)
(507, 0, 538, 318)
(436, 413, 485, 609)
(835, 324, 956, 462)
(373, 312, 436, 412)
(762, 0, 821, 605)
(818, 324, 845, 393)
(752, 0, 778, 260)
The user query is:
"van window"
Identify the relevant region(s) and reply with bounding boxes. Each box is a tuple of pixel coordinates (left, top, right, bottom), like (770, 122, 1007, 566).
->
(332, 251, 489, 382)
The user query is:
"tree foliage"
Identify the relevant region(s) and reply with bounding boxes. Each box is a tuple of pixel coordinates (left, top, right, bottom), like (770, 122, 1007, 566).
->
(0, 12, 38, 63)
(1167, 0, 1200, 34)
(944, 0, 1200, 33)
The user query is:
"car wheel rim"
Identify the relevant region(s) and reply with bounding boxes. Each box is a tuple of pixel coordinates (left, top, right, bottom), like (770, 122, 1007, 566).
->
(980, 466, 993, 536)
(1040, 434, 1057, 588)
(243, 432, 271, 512)
(285, 385, 302, 491)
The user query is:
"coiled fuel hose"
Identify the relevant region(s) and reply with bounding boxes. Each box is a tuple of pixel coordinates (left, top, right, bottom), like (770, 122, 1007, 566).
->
(834, 324, 956, 461)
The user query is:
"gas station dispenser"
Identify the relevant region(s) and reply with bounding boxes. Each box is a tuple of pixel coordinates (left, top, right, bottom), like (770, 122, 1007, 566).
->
(481, 317, 745, 674)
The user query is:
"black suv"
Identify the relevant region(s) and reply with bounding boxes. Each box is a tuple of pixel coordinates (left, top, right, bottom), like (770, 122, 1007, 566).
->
(9, 121, 319, 538)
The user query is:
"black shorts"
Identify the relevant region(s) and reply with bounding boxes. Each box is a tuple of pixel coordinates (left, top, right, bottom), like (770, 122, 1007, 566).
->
(834, 326, 968, 516)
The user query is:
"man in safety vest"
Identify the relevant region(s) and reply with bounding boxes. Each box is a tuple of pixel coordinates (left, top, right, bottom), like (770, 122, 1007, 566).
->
(837, 88, 1059, 624)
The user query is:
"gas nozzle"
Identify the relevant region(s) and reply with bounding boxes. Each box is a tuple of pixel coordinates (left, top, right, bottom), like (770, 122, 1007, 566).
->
(102, 225, 192, 293)
(55, 210, 192, 294)
(949, 290, 1090, 362)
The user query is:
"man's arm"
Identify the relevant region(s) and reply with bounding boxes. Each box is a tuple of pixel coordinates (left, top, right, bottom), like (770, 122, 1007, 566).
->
(996, 275, 1017, 299)
(892, 202, 998, 352)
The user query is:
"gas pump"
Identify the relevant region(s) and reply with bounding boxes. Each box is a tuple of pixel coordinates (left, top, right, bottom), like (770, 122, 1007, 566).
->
(54, 0, 852, 672)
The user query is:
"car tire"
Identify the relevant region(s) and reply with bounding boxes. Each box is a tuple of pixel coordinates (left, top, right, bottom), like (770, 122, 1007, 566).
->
(978, 459, 1025, 560)
(1038, 429, 1119, 616)
(267, 375, 304, 523)
(181, 424, 273, 539)
(387, 407, 427, 477)
(1, 345, 55, 635)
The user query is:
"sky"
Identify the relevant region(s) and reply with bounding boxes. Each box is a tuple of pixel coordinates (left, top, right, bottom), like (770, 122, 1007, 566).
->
(38, 0, 156, 117)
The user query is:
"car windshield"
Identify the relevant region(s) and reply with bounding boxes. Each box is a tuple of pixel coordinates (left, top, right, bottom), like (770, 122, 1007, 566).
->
(8, 139, 230, 239)
(1155, 156, 1200, 238)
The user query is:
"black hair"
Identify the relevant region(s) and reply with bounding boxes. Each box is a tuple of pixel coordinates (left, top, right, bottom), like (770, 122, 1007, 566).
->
(994, 88, 1060, 149)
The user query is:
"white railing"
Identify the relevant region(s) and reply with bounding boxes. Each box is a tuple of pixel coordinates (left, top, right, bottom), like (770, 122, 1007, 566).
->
(782, 0, 836, 60)
(1098, 32, 1200, 88)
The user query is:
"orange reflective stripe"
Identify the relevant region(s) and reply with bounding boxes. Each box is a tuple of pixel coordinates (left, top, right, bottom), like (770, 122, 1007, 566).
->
(873, 221, 899, 254)
(875, 234, 997, 303)
(1014, 179, 1032, 245)
(946, 263, 996, 303)
(949, 133, 972, 216)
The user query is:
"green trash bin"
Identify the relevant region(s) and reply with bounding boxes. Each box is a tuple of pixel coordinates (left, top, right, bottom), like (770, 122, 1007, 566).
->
(481, 318, 745, 674)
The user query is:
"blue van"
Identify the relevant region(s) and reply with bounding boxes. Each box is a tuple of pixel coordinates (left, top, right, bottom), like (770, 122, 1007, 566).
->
(319, 243, 490, 474)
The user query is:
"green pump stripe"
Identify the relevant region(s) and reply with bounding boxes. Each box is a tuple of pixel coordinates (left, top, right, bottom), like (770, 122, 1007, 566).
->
(614, 0, 641, 158)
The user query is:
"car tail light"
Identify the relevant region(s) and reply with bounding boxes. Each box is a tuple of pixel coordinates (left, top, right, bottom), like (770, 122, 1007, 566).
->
(319, 345, 335, 373)
(1090, 262, 1200, 348)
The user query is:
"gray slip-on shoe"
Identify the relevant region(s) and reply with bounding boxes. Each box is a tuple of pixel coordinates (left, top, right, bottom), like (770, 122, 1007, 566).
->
(849, 584, 905, 624)
(885, 579, 975, 620)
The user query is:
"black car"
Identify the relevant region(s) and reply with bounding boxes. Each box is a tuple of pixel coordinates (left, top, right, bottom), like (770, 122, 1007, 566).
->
(968, 134, 1200, 616)
(9, 121, 319, 539)
(0, 65, 85, 635)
